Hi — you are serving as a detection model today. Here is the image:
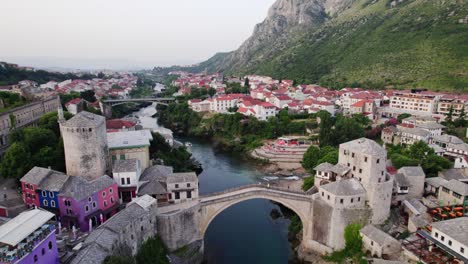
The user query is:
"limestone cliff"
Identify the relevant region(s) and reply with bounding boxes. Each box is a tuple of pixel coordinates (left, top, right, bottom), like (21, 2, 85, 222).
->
(181, 0, 467, 90)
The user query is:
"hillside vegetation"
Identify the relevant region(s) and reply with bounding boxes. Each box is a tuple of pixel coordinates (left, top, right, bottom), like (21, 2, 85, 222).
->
(167, 0, 467, 91)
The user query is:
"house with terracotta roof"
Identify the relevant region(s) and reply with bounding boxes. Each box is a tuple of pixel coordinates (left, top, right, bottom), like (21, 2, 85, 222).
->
(65, 98, 83, 115)
(106, 119, 137, 132)
(272, 94, 292, 109)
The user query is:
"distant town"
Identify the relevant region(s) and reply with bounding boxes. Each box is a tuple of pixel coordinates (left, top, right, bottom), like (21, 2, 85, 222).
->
(0, 61, 466, 264)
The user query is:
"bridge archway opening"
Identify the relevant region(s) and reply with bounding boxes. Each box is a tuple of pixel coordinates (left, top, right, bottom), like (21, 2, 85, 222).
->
(202, 196, 306, 242)
(203, 197, 306, 262)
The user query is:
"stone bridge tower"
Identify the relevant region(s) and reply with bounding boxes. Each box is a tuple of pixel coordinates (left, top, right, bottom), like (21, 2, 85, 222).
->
(59, 111, 108, 180)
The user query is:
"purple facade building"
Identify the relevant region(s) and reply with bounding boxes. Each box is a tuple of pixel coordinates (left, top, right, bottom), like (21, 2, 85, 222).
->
(58, 175, 119, 232)
(0, 209, 58, 264)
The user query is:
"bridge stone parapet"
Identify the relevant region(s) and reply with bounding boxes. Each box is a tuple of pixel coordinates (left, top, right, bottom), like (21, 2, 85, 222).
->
(156, 183, 370, 258)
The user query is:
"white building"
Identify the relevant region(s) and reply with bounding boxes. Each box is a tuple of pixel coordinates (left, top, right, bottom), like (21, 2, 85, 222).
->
(112, 159, 142, 203)
(210, 96, 238, 113)
(430, 218, 468, 262)
(389, 91, 440, 114)
(253, 102, 277, 121)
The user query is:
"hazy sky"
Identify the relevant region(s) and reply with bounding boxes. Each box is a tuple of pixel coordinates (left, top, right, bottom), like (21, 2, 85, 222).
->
(0, 0, 275, 69)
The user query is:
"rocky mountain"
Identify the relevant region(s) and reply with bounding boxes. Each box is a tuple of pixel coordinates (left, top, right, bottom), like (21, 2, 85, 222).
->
(177, 0, 467, 90)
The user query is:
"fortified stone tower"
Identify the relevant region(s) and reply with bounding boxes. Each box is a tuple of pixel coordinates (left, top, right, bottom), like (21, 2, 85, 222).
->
(338, 138, 393, 224)
(59, 110, 108, 180)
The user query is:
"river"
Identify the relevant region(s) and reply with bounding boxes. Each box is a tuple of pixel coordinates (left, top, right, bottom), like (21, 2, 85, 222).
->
(133, 104, 292, 264)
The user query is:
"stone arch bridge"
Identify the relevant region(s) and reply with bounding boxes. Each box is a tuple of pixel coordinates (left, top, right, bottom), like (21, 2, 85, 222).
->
(102, 97, 175, 107)
(198, 184, 315, 241)
(157, 183, 370, 258)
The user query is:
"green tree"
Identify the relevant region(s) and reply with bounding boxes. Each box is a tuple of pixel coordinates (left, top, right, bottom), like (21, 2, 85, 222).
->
(397, 113, 411, 123)
(302, 176, 315, 191)
(421, 155, 452, 178)
(208, 88, 216, 97)
(302, 146, 321, 171)
(38, 111, 73, 137)
(317, 150, 339, 165)
(135, 237, 169, 264)
(318, 111, 333, 147)
(324, 223, 365, 263)
(103, 256, 134, 264)
(0, 143, 32, 179)
(446, 105, 454, 123)
(80, 90, 97, 102)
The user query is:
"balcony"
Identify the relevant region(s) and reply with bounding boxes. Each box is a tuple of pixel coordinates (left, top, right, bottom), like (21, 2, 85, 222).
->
(0, 224, 55, 263)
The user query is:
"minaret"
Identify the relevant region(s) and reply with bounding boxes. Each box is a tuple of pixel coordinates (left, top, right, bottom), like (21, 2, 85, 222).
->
(58, 104, 65, 124)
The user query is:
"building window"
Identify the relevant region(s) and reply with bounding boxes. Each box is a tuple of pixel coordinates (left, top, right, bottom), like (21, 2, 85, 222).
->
(435, 232, 438, 238)
(352, 153, 355, 158)
(358, 197, 361, 202)
(364, 157, 368, 162)
(187, 183, 191, 188)
(51, 201, 55, 207)
(448, 240, 452, 246)
(49, 192, 54, 198)
(111, 197, 114, 203)
(359, 169, 362, 174)
(340, 199, 343, 204)
(327, 195, 330, 200)
(442, 187, 450, 193)
(381, 171, 384, 176)
(322, 192, 324, 197)
(351, 198, 354, 203)
(43, 200, 48, 207)
(175, 192, 180, 200)
(453, 192, 462, 199)
(34, 255, 38, 262)
(41, 248, 45, 255)
(121, 178, 125, 185)
(88, 197, 92, 202)
(376, 159, 380, 164)
(175, 184, 179, 188)
(126, 178, 130, 184)
(104, 201, 107, 207)
(102, 191, 106, 197)
(109, 188, 113, 194)
(461, 247, 465, 254)
(112, 155, 116, 161)
(48, 241, 53, 250)
(92, 202, 96, 208)
(42, 190, 46, 197)
(120, 154, 125, 160)
(85, 206, 89, 212)
(187, 191, 192, 199)
(441, 236, 445, 242)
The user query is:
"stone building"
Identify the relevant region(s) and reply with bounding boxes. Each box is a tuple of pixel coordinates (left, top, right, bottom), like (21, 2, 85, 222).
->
(71, 195, 158, 264)
(360, 224, 401, 259)
(107, 130, 153, 170)
(393, 166, 426, 201)
(59, 111, 109, 180)
(338, 138, 394, 224)
(0, 96, 60, 155)
(138, 165, 199, 204)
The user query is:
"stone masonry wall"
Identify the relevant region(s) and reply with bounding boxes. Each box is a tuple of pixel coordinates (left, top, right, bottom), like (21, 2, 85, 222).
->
(157, 204, 201, 251)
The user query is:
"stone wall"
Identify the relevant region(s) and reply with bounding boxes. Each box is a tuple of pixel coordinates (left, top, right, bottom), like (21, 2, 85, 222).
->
(311, 196, 371, 250)
(0, 96, 60, 155)
(157, 204, 202, 251)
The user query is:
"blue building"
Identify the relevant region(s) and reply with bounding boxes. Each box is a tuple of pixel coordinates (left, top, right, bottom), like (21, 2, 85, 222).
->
(35, 169, 70, 215)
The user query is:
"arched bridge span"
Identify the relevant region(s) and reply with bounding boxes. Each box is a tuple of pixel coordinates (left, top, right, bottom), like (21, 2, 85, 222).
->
(198, 184, 316, 242)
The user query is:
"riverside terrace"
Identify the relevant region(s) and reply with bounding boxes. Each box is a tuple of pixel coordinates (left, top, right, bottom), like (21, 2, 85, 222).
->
(251, 137, 314, 163)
